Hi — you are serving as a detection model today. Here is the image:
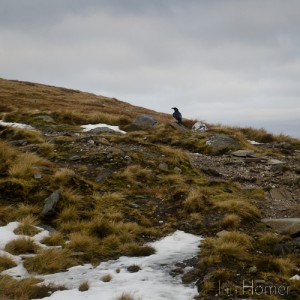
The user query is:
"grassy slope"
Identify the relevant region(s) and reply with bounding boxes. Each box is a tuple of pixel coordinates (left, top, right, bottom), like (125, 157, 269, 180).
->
(0, 78, 300, 299)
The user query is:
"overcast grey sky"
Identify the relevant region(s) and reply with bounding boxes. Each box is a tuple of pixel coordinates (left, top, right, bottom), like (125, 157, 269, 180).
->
(1, 0, 299, 137)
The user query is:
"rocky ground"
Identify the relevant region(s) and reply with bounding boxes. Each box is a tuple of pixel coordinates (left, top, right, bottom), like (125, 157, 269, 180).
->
(190, 148, 300, 219)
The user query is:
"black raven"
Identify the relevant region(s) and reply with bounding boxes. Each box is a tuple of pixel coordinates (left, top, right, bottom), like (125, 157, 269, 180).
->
(171, 107, 182, 124)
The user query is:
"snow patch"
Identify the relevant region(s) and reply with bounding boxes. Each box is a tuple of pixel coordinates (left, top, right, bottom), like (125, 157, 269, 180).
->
(81, 123, 126, 134)
(37, 231, 202, 300)
(0, 120, 35, 130)
(0, 221, 202, 300)
(247, 140, 263, 145)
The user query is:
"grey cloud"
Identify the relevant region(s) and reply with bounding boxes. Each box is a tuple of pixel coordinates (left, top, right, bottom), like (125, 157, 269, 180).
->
(0, 0, 299, 137)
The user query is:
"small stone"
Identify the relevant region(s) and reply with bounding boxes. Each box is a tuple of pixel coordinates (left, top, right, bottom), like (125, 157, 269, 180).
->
(174, 167, 182, 174)
(248, 266, 257, 274)
(231, 150, 256, 157)
(87, 140, 95, 145)
(267, 159, 285, 165)
(33, 173, 42, 179)
(70, 155, 81, 161)
(159, 162, 169, 172)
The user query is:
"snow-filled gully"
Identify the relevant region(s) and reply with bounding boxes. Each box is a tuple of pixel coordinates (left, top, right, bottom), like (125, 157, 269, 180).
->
(0, 222, 203, 300)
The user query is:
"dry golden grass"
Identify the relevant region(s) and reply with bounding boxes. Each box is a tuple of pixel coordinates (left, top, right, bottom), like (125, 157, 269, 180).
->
(120, 165, 153, 185)
(101, 274, 113, 282)
(0, 78, 173, 127)
(220, 214, 241, 230)
(79, 281, 90, 292)
(57, 206, 78, 223)
(214, 199, 260, 219)
(115, 293, 139, 300)
(54, 168, 76, 182)
(65, 232, 99, 253)
(0, 140, 18, 162)
(183, 189, 206, 213)
(12, 203, 41, 219)
(8, 152, 50, 178)
(257, 232, 283, 252)
(121, 244, 156, 257)
(0, 275, 64, 300)
(201, 231, 252, 263)
(4, 237, 40, 255)
(60, 187, 84, 205)
(257, 257, 297, 277)
(41, 232, 65, 246)
(0, 255, 17, 272)
(13, 215, 39, 236)
(23, 249, 77, 274)
(0, 126, 44, 143)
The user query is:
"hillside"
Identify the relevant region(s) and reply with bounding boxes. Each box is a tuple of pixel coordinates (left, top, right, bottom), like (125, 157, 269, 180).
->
(0, 78, 300, 300)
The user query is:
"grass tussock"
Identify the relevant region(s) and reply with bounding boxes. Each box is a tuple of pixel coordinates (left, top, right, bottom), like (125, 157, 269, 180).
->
(201, 231, 252, 263)
(183, 189, 206, 213)
(257, 257, 297, 277)
(122, 244, 156, 257)
(54, 168, 76, 183)
(4, 237, 39, 255)
(120, 165, 153, 185)
(0, 255, 17, 272)
(257, 232, 283, 252)
(65, 232, 100, 255)
(79, 281, 90, 292)
(214, 199, 260, 219)
(23, 249, 77, 274)
(41, 232, 65, 246)
(14, 215, 40, 236)
(0, 275, 65, 300)
(115, 293, 140, 300)
(0, 126, 44, 144)
(101, 274, 113, 282)
(8, 152, 50, 178)
(220, 214, 241, 230)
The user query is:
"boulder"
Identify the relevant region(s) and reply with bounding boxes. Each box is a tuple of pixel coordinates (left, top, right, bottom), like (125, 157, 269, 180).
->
(262, 218, 300, 237)
(192, 121, 207, 132)
(41, 190, 61, 217)
(206, 134, 241, 154)
(130, 115, 158, 130)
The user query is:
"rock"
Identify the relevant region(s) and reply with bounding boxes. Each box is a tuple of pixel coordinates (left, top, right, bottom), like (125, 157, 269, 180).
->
(90, 127, 116, 133)
(248, 266, 257, 274)
(216, 230, 229, 238)
(95, 169, 112, 183)
(10, 139, 28, 146)
(274, 238, 300, 255)
(192, 121, 207, 132)
(33, 115, 55, 123)
(70, 155, 81, 161)
(272, 142, 292, 150)
(231, 150, 256, 157)
(33, 173, 42, 179)
(169, 122, 188, 133)
(269, 188, 293, 201)
(130, 114, 158, 130)
(174, 167, 182, 174)
(87, 140, 95, 145)
(106, 147, 125, 157)
(206, 134, 241, 154)
(124, 155, 133, 164)
(267, 159, 285, 165)
(41, 190, 61, 217)
(262, 218, 300, 237)
(158, 162, 169, 172)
